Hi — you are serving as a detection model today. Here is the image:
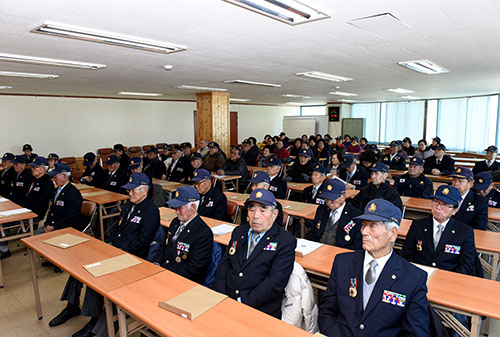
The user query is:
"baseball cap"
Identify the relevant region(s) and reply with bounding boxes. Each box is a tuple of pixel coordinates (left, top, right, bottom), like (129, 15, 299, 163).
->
(474, 172, 493, 191)
(246, 188, 277, 207)
(122, 173, 150, 190)
(297, 149, 312, 157)
(250, 171, 271, 184)
(432, 185, 461, 206)
(267, 157, 282, 166)
(48, 163, 71, 176)
(321, 179, 346, 200)
(83, 152, 97, 167)
(28, 156, 49, 167)
(408, 156, 424, 166)
(104, 155, 120, 165)
(354, 199, 402, 226)
(341, 154, 355, 169)
(167, 186, 200, 208)
(485, 146, 498, 153)
(128, 157, 142, 170)
(190, 169, 212, 182)
(450, 167, 473, 181)
(370, 162, 389, 173)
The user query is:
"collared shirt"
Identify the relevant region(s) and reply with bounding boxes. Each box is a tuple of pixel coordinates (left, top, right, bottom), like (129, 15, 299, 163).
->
(269, 174, 278, 181)
(311, 183, 321, 198)
(247, 227, 266, 245)
(55, 182, 69, 200)
(347, 165, 357, 182)
(330, 202, 346, 224)
(173, 215, 196, 241)
(458, 191, 468, 209)
(363, 250, 392, 285)
(432, 217, 450, 240)
(390, 153, 397, 161)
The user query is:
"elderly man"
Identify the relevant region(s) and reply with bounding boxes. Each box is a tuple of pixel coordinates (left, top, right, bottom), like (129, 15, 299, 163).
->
(402, 185, 476, 275)
(143, 147, 167, 180)
(80, 152, 106, 188)
(266, 157, 287, 199)
(424, 144, 455, 176)
(25, 157, 55, 221)
(474, 172, 500, 207)
(191, 169, 227, 221)
(153, 185, 213, 283)
(339, 154, 369, 190)
(213, 189, 296, 318)
(113, 144, 129, 172)
(203, 142, 226, 172)
(287, 148, 317, 183)
(197, 139, 210, 158)
(8, 155, 33, 205)
(394, 157, 433, 199)
(306, 179, 363, 250)
(381, 141, 406, 170)
(352, 162, 403, 211)
(218, 147, 249, 191)
(319, 199, 430, 337)
(473, 145, 499, 175)
(103, 155, 128, 194)
(300, 165, 328, 204)
(450, 167, 488, 230)
(164, 145, 189, 182)
(22, 143, 38, 163)
(0, 153, 16, 198)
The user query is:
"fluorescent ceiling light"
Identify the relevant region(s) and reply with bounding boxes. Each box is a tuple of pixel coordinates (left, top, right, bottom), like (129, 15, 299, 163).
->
(163, 65, 174, 71)
(32, 21, 187, 54)
(0, 71, 58, 79)
(338, 99, 357, 102)
(224, 79, 281, 88)
(296, 71, 352, 82)
(398, 59, 448, 75)
(284, 102, 303, 105)
(281, 94, 310, 98)
(0, 86, 12, 89)
(175, 85, 227, 92)
(230, 98, 251, 102)
(118, 91, 163, 97)
(0, 53, 105, 70)
(329, 91, 358, 97)
(399, 95, 420, 99)
(385, 88, 415, 94)
(223, 0, 330, 25)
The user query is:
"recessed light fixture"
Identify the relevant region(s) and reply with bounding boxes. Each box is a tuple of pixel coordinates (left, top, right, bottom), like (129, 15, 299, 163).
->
(163, 65, 174, 71)
(296, 71, 352, 82)
(0, 71, 58, 79)
(175, 85, 227, 92)
(329, 91, 358, 97)
(399, 95, 420, 99)
(0, 86, 12, 89)
(0, 53, 105, 70)
(398, 59, 448, 75)
(281, 94, 310, 98)
(32, 21, 187, 54)
(284, 102, 303, 105)
(223, 0, 330, 25)
(385, 88, 415, 94)
(118, 91, 163, 97)
(224, 80, 281, 88)
(230, 98, 251, 102)
(338, 99, 357, 102)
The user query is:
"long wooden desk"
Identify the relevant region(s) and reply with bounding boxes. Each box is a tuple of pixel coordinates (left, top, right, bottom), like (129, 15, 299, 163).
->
(287, 182, 312, 199)
(212, 173, 242, 192)
(152, 178, 186, 199)
(21, 228, 164, 337)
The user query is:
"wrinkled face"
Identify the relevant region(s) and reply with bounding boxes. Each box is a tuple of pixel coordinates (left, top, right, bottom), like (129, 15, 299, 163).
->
(326, 194, 346, 211)
(107, 162, 119, 172)
(418, 141, 426, 150)
(331, 154, 340, 166)
(54, 173, 68, 187)
(175, 203, 197, 222)
(266, 165, 280, 177)
(408, 164, 423, 177)
(452, 177, 472, 195)
(230, 149, 241, 161)
(346, 162, 356, 173)
(128, 185, 148, 204)
(370, 171, 387, 185)
(32, 165, 47, 179)
(247, 202, 278, 234)
(361, 221, 395, 254)
(431, 198, 457, 223)
(193, 179, 211, 195)
(486, 151, 497, 161)
(311, 171, 326, 185)
(14, 163, 25, 173)
(434, 148, 444, 158)
(299, 155, 309, 165)
(191, 159, 202, 169)
(200, 140, 208, 149)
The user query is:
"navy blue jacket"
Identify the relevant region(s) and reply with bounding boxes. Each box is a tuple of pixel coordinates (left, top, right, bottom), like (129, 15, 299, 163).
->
(424, 155, 455, 176)
(103, 169, 128, 195)
(454, 190, 488, 230)
(108, 198, 160, 260)
(299, 181, 327, 204)
(0, 166, 16, 198)
(9, 168, 33, 205)
(401, 217, 476, 275)
(81, 163, 106, 189)
(339, 165, 369, 189)
(382, 153, 407, 170)
(45, 183, 83, 230)
(213, 222, 296, 318)
(485, 188, 500, 208)
(24, 174, 55, 219)
(165, 157, 189, 182)
(352, 181, 403, 211)
(319, 251, 430, 337)
(394, 172, 433, 199)
(472, 160, 500, 176)
(198, 186, 227, 221)
(269, 175, 287, 200)
(153, 215, 213, 284)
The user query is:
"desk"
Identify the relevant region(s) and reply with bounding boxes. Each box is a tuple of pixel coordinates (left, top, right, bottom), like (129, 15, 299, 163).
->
(107, 270, 312, 337)
(286, 182, 312, 200)
(0, 199, 37, 287)
(152, 178, 185, 199)
(212, 174, 242, 192)
(248, 165, 267, 173)
(21, 228, 163, 337)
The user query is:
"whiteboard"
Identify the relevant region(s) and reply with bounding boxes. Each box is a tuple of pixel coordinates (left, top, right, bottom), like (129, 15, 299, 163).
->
(283, 117, 316, 139)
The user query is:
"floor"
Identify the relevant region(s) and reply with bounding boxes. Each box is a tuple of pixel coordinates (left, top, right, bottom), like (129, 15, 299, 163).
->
(1, 239, 499, 337)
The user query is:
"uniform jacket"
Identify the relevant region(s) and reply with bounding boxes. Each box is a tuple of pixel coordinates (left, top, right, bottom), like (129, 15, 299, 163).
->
(9, 168, 33, 205)
(424, 155, 455, 176)
(221, 157, 249, 185)
(203, 153, 226, 172)
(319, 251, 430, 337)
(0, 166, 16, 198)
(352, 181, 403, 211)
(118, 153, 130, 172)
(401, 217, 476, 275)
(394, 173, 433, 199)
(472, 160, 500, 176)
(242, 148, 258, 166)
(306, 203, 363, 250)
(198, 186, 227, 221)
(287, 160, 317, 183)
(108, 198, 160, 259)
(145, 157, 167, 180)
(240, 201, 284, 229)
(24, 174, 55, 219)
(153, 215, 213, 284)
(381, 153, 406, 170)
(300, 182, 327, 205)
(81, 163, 106, 188)
(339, 165, 369, 189)
(45, 183, 83, 230)
(485, 188, 500, 208)
(213, 222, 296, 318)
(269, 175, 287, 200)
(454, 190, 488, 230)
(103, 169, 128, 195)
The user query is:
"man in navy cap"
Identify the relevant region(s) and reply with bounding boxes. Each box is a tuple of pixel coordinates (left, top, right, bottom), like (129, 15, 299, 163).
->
(474, 172, 500, 208)
(217, 146, 249, 191)
(80, 152, 106, 189)
(22, 143, 38, 163)
(430, 136, 441, 150)
(394, 156, 433, 199)
(339, 153, 369, 190)
(213, 189, 296, 318)
(203, 142, 226, 172)
(166, 144, 191, 182)
(319, 199, 430, 337)
(191, 168, 227, 221)
(266, 156, 287, 199)
(381, 141, 406, 170)
(352, 162, 403, 211)
(0, 153, 16, 198)
(402, 185, 476, 275)
(187, 152, 207, 182)
(153, 185, 213, 283)
(287, 148, 317, 183)
(300, 165, 328, 204)
(473, 145, 499, 175)
(47, 153, 59, 173)
(307, 179, 363, 250)
(242, 139, 258, 166)
(103, 155, 128, 194)
(113, 144, 129, 172)
(25, 157, 55, 222)
(144, 147, 167, 180)
(424, 144, 455, 176)
(8, 155, 33, 205)
(450, 167, 488, 230)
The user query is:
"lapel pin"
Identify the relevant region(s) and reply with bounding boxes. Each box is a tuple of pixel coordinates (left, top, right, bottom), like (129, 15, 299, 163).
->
(392, 275, 396, 279)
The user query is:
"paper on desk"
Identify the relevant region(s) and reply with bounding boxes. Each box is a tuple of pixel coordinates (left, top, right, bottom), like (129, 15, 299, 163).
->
(295, 238, 323, 257)
(83, 254, 141, 277)
(161, 213, 177, 222)
(82, 191, 109, 197)
(0, 208, 31, 217)
(411, 263, 437, 284)
(283, 202, 310, 211)
(211, 224, 235, 236)
(213, 175, 226, 178)
(43, 233, 89, 249)
(332, 175, 347, 184)
(0, 197, 8, 202)
(400, 196, 411, 204)
(159, 285, 227, 320)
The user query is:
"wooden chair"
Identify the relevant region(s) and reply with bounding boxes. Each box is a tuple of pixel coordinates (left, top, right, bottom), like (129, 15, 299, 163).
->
(142, 145, 155, 152)
(60, 157, 79, 170)
(226, 200, 239, 224)
(99, 154, 110, 170)
(128, 146, 142, 156)
(97, 148, 113, 155)
(81, 201, 97, 237)
(71, 169, 85, 181)
(156, 143, 167, 150)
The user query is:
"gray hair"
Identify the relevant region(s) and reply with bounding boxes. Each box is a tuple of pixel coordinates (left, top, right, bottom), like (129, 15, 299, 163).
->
(384, 221, 399, 247)
(187, 200, 200, 211)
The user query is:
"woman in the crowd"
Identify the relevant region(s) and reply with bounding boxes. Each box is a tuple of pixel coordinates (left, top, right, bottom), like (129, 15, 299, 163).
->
(414, 139, 434, 159)
(402, 137, 415, 156)
(346, 136, 361, 154)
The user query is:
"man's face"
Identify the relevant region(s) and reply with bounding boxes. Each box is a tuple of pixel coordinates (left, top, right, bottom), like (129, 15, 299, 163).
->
(370, 171, 387, 185)
(32, 166, 46, 179)
(452, 178, 472, 195)
(200, 140, 208, 149)
(242, 144, 250, 153)
(90, 158, 98, 169)
(263, 148, 270, 157)
(251, 182, 269, 191)
(486, 151, 497, 161)
(276, 141, 283, 149)
(311, 171, 326, 185)
(331, 154, 340, 166)
(389, 145, 398, 155)
(175, 203, 196, 222)
(115, 149, 124, 156)
(418, 142, 426, 151)
(54, 173, 68, 187)
(191, 159, 202, 169)
(361, 221, 396, 255)
(431, 198, 457, 223)
(230, 149, 240, 161)
(247, 202, 278, 234)
(326, 194, 346, 211)
(209, 147, 218, 155)
(14, 163, 25, 173)
(131, 165, 142, 174)
(170, 151, 181, 160)
(183, 147, 192, 156)
(434, 149, 444, 158)
(193, 179, 211, 195)
(266, 165, 280, 177)
(477, 184, 493, 197)
(107, 162, 119, 172)
(147, 152, 157, 160)
(346, 162, 356, 173)
(128, 185, 148, 204)
(431, 140, 438, 147)
(408, 164, 423, 177)
(299, 155, 310, 165)
(23, 149, 31, 155)
(2, 160, 13, 169)
(48, 159, 56, 168)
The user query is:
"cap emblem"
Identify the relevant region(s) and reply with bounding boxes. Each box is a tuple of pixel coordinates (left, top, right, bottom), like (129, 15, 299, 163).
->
(442, 188, 449, 195)
(175, 191, 179, 197)
(327, 185, 332, 191)
(256, 191, 263, 198)
(369, 203, 377, 212)
(479, 178, 483, 183)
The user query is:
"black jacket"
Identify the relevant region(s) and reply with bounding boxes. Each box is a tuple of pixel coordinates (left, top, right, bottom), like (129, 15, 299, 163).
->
(24, 174, 55, 219)
(45, 183, 83, 230)
(485, 188, 500, 208)
(351, 181, 403, 210)
(118, 153, 130, 173)
(339, 165, 369, 189)
(382, 153, 407, 170)
(394, 172, 433, 199)
(472, 160, 500, 176)
(81, 163, 107, 189)
(221, 157, 249, 185)
(9, 169, 34, 205)
(287, 160, 317, 183)
(198, 186, 228, 221)
(0, 167, 16, 198)
(103, 169, 129, 195)
(300, 182, 327, 204)
(243, 146, 259, 166)
(454, 190, 488, 230)
(269, 175, 287, 200)
(145, 157, 167, 180)
(424, 155, 455, 176)
(166, 157, 189, 182)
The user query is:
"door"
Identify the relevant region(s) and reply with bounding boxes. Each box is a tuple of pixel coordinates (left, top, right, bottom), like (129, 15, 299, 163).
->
(230, 111, 238, 146)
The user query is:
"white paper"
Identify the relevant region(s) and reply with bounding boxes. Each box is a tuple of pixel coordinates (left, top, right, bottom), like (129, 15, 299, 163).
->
(0, 197, 8, 202)
(0, 208, 31, 216)
(84, 262, 102, 268)
(211, 224, 235, 236)
(295, 238, 323, 256)
(59, 243, 70, 248)
(213, 175, 226, 178)
(411, 263, 437, 282)
(332, 176, 347, 184)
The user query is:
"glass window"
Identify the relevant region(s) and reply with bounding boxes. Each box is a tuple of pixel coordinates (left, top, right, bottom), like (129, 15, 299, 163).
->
(437, 98, 468, 150)
(351, 103, 380, 143)
(301, 105, 326, 116)
(382, 101, 425, 144)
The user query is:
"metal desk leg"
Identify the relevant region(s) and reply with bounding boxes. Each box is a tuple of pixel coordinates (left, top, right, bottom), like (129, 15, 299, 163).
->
(99, 204, 105, 241)
(233, 205, 240, 224)
(105, 298, 116, 337)
(117, 306, 128, 337)
(28, 248, 43, 319)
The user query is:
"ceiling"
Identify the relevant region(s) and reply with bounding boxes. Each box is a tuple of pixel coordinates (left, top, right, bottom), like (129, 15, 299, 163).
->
(1, 0, 500, 105)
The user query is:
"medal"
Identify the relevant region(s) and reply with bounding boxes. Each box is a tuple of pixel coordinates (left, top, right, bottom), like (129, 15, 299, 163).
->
(343, 221, 355, 242)
(182, 254, 187, 260)
(349, 278, 357, 298)
(316, 222, 321, 230)
(416, 240, 423, 251)
(344, 235, 351, 242)
(229, 241, 237, 255)
(175, 256, 181, 263)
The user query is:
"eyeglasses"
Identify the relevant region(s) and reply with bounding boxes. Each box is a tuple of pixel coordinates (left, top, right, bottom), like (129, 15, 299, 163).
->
(431, 199, 454, 209)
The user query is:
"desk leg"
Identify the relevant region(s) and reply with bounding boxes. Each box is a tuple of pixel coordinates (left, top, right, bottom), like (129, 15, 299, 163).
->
(470, 314, 480, 337)
(117, 306, 128, 337)
(28, 248, 43, 319)
(286, 189, 291, 200)
(99, 204, 105, 241)
(104, 298, 116, 337)
(29, 218, 34, 235)
(491, 252, 499, 281)
(0, 256, 3, 288)
(233, 205, 240, 224)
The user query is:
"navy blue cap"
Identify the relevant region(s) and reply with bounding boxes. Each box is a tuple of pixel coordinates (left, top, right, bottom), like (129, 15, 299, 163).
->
(474, 172, 493, 190)
(250, 171, 271, 184)
(247, 188, 277, 207)
(104, 155, 120, 165)
(167, 185, 200, 208)
(341, 154, 355, 168)
(366, 144, 378, 151)
(113, 144, 125, 151)
(146, 147, 159, 154)
(267, 157, 282, 166)
(190, 152, 203, 161)
(450, 167, 473, 181)
(83, 152, 96, 167)
(242, 139, 252, 145)
(190, 168, 212, 182)
(389, 140, 398, 147)
(23, 144, 33, 151)
(435, 144, 446, 151)
(48, 163, 71, 176)
(12, 156, 27, 164)
(28, 156, 49, 167)
(297, 149, 312, 157)
(485, 146, 498, 153)
(122, 173, 150, 189)
(354, 199, 402, 226)
(208, 141, 220, 149)
(168, 144, 181, 152)
(321, 179, 346, 200)
(128, 157, 142, 170)
(432, 137, 441, 143)
(432, 185, 461, 206)
(313, 165, 328, 175)
(408, 156, 424, 166)
(2, 153, 14, 161)
(47, 153, 59, 160)
(370, 162, 389, 173)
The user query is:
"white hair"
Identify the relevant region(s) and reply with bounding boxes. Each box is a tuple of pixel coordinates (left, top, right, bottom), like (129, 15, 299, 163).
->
(187, 200, 200, 211)
(384, 221, 399, 232)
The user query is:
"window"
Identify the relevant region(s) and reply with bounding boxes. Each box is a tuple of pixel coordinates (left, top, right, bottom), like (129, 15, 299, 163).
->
(382, 101, 425, 143)
(301, 105, 326, 116)
(351, 103, 380, 143)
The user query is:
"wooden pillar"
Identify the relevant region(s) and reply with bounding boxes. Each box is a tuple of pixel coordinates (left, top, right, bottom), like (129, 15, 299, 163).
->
(196, 92, 231, 155)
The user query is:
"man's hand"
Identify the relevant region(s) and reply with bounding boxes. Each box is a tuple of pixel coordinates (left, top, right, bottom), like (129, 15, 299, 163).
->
(431, 168, 441, 176)
(45, 225, 55, 233)
(217, 169, 225, 175)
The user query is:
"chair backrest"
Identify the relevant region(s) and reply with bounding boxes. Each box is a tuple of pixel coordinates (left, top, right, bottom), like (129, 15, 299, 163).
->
(142, 144, 155, 152)
(128, 146, 141, 154)
(71, 169, 85, 181)
(226, 200, 238, 223)
(81, 201, 97, 236)
(203, 242, 223, 288)
(60, 157, 79, 170)
(97, 148, 113, 155)
(99, 154, 110, 170)
(129, 152, 143, 158)
(156, 143, 167, 149)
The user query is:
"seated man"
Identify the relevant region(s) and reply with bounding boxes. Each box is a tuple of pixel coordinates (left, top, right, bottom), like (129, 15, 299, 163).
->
(144, 147, 167, 180)
(351, 162, 403, 211)
(474, 172, 500, 207)
(153, 185, 213, 284)
(381, 140, 406, 170)
(203, 142, 226, 172)
(165, 144, 190, 182)
(394, 156, 433, 199)
(0, 152, 16, 198)
(401, 185, 476, 275)
(339, 154, 369, 190)
(242, 139, 258, 166)
(286, 148, 317, 183)
(191, 169, 227, 221)
(319, 199, 430, 337)
(80, 152, 106, 188)
(113, 144, 129, 173)
(472, 145, 499, 176)
(213, 189, 296, 318)
(25, 157, 55, 221)
(47, 153, 59, 173)
(22, 143, 38, 163)
(299, 165, 328, 204)
(424, 144, 455, 176)
(306, 179, 363, 250)
(266, 157, 287, 200)
(217, 147, 249, 191)
(450, 167, 488, 230)
(102, 155, 128, 195)
(8, 155, 33, 205)
(186, 152, 207, 182)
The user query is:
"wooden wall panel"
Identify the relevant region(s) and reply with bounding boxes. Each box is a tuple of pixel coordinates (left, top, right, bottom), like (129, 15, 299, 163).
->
(196, 92, 230, 154)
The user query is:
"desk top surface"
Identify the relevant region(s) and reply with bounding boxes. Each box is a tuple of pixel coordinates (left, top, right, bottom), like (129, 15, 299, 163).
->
(0, 199, 37, 223)
(76, 185, 129, 204)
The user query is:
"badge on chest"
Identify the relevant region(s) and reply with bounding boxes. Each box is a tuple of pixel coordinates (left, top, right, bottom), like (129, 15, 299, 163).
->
(130, 216, 141, 223)
(55, 200, 64, 206)
(263, 242, 277, 251)
(382, 290, 406, 307)
(444, 244, 460, 254)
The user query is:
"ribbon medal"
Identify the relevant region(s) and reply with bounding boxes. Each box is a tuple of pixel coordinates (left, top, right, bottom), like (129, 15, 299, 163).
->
(489, 200, 498, 206)
(382, 290, 406, 307)
(263, 242, 278, 251)
(206, 201, 214, 207)
(33, 187, 40, 191)
(316, 198, 325, 205)
(55, 200, 64, 206)
(466, 204, 474, 212)
(269, 186, 277, 192)
(416, 240, 423, 251)
(229, 241, 237, 255)
(349, 278, 357, 298)
(176, 242, 190, 262)
(444, 244, 461, 254)
(110, 181, 117, 186)
(343, 221, 355, 242)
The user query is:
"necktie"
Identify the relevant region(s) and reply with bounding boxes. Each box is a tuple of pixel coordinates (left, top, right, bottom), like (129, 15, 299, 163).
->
(312, 186, 318, 199)
(127, 205, 135, 221)
(437, 159, 441, 165)
(365, 260, 378, 285)
(246, 231, 260, 259)
(172, 221, 187, 241)
(54, 187, 62, 201)
(487, 161, 491, 167)
(434, 224, 444, 249)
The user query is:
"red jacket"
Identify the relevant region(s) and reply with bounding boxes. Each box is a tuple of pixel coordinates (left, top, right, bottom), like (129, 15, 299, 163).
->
(275, 147, 290, 160)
